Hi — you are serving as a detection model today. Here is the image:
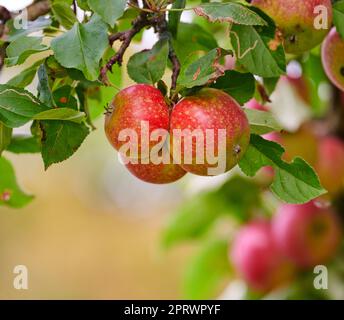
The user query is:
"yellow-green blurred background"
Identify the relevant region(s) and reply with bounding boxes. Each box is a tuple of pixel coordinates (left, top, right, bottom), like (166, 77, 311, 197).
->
(0, 114, 198, 299)
(0, 0, 196, 299)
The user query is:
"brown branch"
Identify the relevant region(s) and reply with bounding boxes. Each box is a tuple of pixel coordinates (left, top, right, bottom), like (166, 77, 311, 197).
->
(26, 0, 51, 21)
(101, 12, 151, 85)
(0, 6, 10, 70)
(72, 0, 77, 15)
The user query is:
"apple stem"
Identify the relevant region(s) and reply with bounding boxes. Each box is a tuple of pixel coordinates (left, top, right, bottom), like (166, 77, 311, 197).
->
(101, 12, 151, 85)
(102, 8, 181, 101)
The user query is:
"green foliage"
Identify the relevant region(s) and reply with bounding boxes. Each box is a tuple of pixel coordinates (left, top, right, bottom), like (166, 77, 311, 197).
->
(0, 0, 333, 216)
(52, 1, 78, 29)
(88, 0, 126, 27)
(333, 0, 344, 38)
(0, 122, 12, 155)
(0, 157, 34, 208)
(302, 54, 329, 117)
(162, 176, 261, 249)
(168, 0, 186, 38)
(127, 39, 169, 84)
(230, 8, 286, 77)
(172, 22, 218, 63)
(239, 135, 326, 204)
(194, 2, 267, 26)
(37, 64, 56, 107)
(183, 239, 231, 300)
(5, 36, 49, 67)
(211, 70, 255, 104)
(40, 121, 89, 169)
(0, 85, 48, 128)
(7, 60, 45, 88)
(244, 109, 282, 135)
(51, 15, 109, 80)
(178, 48, 227, 88)
(6, 17, 51, 42)
(6, 136, 41, 154)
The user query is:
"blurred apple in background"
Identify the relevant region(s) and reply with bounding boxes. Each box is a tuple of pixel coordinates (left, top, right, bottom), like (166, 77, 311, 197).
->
(246, 99, 268, 112)
(316, 136, 344, 197)
(280, 126, 318, 166)
(273, 202, 342, 268)
(231, 220, 294, 293)
(322, 28, 344, 92)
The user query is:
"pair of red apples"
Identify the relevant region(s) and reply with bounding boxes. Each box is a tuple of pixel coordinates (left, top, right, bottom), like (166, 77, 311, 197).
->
(105, 84, 250, 184)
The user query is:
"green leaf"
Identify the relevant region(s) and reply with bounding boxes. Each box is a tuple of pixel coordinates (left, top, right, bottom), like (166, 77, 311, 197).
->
(51, 14, 109, 81)
(230, 9, 286, 78)
(244, 108, 282, 135)
(172, 23, 218, 63)
(162, 176, 260, 249)
(263, 77, 279, 95)
(239, 134, 326, 204)
(53, 86, 78, 109)
(40, 121, 89, 169)
(178, 48, 226, 89)
(127, 39, 169, 84)
(6, 135, 41, 154)
(5, 36, 49, 67)
(168, 0, 186, 38)
(34, 108, 85, 123)
(302, 54, 329, 117)
(7, 59, 44, 88)
(0, 157, 34, 208)
(52, 1, 78, 29)
(0, 121, 12, 155)
(195, 2, 267, 26)
(211, 70, 255, 104)
(334, 1, 344, 38)
(6, 17, 52, 42)
(183, 239, 231, 300)
(77, 0, 90, 11)
(37, 64, 55, 108)
(88, 0, 126, 27)
(0, 85, 48, 128)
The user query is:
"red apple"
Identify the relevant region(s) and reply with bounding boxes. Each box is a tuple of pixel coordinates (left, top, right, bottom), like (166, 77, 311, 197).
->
(170, 88, 250, 176)
(121, 153, 186, 184)
(322, 28, 344, 92)
(231, 220, 294, 292)
(272, 202, 342, 268)
(105, 84, 170, 159)
(316, 136, 344, 196)
(252, 0, 332, 54)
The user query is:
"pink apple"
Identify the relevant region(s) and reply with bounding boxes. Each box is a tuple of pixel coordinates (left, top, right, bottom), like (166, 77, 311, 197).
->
(272, 202, 342, 268)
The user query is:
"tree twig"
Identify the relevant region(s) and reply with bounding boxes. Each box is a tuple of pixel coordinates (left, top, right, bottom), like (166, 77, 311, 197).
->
(101, 12, 151, 85)
(26, 0, 51, 21)
(72, 0, 77, 15)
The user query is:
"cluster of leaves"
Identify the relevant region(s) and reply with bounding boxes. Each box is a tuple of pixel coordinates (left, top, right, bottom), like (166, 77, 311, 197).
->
(1, 0, 335, 209)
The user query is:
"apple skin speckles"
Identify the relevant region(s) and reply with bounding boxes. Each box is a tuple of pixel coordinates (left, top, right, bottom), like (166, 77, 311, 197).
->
(170, 88, 250, 176)
(105, 84, 170, 159)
